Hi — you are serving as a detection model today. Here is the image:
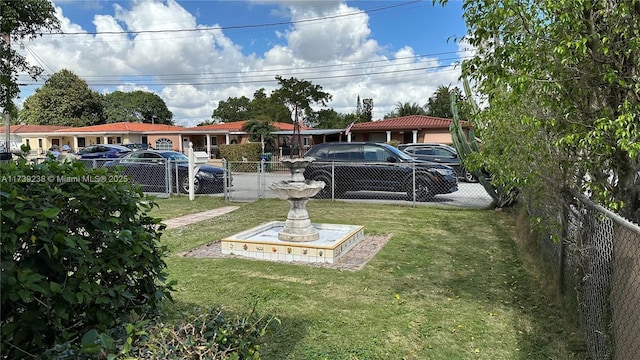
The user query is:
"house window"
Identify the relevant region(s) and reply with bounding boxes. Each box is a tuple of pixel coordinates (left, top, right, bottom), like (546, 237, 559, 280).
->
(78, 137, 86, 147)
(38, 139, 43, 149)
(369, 133, 385, 143)
(155, 138, 173, 150)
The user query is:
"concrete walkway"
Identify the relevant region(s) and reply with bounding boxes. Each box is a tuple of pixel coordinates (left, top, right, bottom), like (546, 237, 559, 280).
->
(163, 206, 240, 229)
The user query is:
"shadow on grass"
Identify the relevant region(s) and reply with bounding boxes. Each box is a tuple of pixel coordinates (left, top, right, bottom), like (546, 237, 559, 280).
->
(436, 236, 587, 359)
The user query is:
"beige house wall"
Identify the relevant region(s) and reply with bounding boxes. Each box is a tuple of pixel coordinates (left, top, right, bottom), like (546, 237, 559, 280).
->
(422, 132, 453, 144)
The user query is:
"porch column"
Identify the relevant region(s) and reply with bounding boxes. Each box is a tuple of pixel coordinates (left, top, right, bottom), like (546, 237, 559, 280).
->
(347, 133, 352, 142)
(225, 133, 230, 144)
(412, 130, 418, 143)
(206, 134, 211, 157)
(386, 131, 391, 143)
(178, 134, 183, 152)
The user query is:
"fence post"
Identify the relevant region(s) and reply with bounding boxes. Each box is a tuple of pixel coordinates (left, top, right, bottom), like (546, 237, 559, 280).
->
(188, 142, 194, 200)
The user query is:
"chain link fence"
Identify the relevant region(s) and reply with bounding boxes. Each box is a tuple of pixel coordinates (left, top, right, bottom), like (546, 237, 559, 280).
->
(224, 159, 494, 208)
(77, 158, 230, 198)
(533, 195, 640, 360)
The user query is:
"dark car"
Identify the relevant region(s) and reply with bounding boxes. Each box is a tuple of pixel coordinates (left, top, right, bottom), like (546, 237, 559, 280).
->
(106, 150, 231, 194)
(303, 142, 458, 201)
(398, 143, 480, 182)
(120, 143, 150, 151)
(77, 144, 132, 159)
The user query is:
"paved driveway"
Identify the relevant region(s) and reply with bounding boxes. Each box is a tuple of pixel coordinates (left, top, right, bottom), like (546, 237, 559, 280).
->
(226, 171, 493, 208)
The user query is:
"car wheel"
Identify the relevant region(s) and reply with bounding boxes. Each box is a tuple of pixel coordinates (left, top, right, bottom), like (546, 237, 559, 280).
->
(180, 175, 201, 194)
(464, 170, 477, 183)
(312, 175, 332, 199)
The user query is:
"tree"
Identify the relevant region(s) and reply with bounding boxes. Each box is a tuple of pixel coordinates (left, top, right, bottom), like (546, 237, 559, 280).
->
(271, 76, 332, 156)
(247, 88, 290, 123)
(19, 69, 104, 126)
(242, 118, 278, 152)
(435, 0, 640, 222)
(1, 0, 60, 111)
(210, 89, 290, 124)
(211, 95, 252, 122)
(361, 98, 374, 121)
(103, 90, 173, 124)
(426, 85, 467, 119)
(384, 101, 426, 118)
(309, 108, 357, 129)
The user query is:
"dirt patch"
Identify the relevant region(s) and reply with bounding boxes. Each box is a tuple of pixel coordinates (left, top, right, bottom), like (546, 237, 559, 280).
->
(181, 234, 392, 271)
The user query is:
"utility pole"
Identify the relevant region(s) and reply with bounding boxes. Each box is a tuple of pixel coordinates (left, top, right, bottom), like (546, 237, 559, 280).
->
(2, 32, 10, 151)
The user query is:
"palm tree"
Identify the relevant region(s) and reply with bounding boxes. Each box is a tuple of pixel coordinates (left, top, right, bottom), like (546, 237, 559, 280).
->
(242, 118, 278, 152)
(395, 101, 427, 117)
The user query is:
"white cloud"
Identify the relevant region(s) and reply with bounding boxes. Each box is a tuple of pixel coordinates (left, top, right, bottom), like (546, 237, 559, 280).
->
(17, 0, 464, 126)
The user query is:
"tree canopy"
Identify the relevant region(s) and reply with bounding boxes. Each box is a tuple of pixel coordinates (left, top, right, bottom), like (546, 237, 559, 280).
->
(209, 89, 290, 124)
(425, 85, 467, 119)
(20, 69, 103, 127)
(271, 76, 332, 155)
(384, 101, 427, 118)
(103, 90, 174, 125)
(1, 0, 60, 112)
(436, 0, 640, 221)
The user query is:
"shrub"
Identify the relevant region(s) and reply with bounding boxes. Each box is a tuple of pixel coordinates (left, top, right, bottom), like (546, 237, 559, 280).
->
(0, 158, 173, 358)
(220, 143, 263, 172)
(42, 305, 279, 360)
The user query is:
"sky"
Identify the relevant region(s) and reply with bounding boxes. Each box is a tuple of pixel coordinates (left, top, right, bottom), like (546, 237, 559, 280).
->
(15, 0, 470, 127)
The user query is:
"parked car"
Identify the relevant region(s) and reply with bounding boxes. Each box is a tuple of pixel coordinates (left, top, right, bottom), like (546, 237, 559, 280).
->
(303, 142, 458, 201)
(77, 144, 132, 159)
(106, 150, 231, 194)
(120, 143, 150, 151)
(398, 143, 481, 182)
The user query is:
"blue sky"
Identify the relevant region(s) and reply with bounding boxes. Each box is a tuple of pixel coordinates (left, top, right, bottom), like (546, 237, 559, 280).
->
(17, 0, 469, 126)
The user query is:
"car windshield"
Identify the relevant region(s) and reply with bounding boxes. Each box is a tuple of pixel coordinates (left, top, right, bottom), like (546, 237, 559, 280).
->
(160, 152, 188, 162)
(381, 144, 416, 161)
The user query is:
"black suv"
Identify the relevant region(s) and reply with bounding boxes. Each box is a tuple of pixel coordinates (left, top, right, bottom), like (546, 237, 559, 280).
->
(303, 142, 458, 201)
(398, 143, 478, 182)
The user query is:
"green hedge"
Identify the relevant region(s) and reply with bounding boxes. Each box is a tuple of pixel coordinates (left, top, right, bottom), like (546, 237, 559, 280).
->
(0, 158, 173, 358)
(220, 143, 264, 172)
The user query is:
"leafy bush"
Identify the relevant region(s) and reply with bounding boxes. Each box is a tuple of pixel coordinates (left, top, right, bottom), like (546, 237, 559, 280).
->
(220, 143, 263, 172)
(0, 158, 173, 358)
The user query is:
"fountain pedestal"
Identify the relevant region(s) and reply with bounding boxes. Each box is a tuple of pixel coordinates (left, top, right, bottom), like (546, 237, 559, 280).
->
(269, 157, 325, 242)
(221, 157, 365, 264)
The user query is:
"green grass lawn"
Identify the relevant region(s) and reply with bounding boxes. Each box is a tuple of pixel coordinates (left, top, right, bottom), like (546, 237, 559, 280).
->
(152, 196, 586, 360)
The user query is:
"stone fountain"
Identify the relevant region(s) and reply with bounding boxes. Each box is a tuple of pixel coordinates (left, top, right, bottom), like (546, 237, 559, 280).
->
(221, 157, 364, 264)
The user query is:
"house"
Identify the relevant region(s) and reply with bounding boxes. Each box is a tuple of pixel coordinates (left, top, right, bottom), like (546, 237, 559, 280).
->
(7, 124, 72, 154)
(183, 121, 315, 157)
(9, 120, 317, 158)
(345, 115, 470, 145)
(9, 116, 469, 158)
(53, 122, 187, 152)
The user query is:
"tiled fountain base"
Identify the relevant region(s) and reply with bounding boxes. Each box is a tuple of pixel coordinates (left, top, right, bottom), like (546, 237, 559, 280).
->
(221, 221, 364, 264)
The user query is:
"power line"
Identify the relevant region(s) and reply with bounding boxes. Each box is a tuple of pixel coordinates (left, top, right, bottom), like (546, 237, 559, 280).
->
(16, 49, 472, 84)
(17, 61, 462, 87)
(42, 1, 421, 37)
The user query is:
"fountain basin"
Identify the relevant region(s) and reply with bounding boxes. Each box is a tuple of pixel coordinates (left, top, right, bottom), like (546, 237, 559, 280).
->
(270, 180, 325, 199)
(221, 221, 365, 264)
